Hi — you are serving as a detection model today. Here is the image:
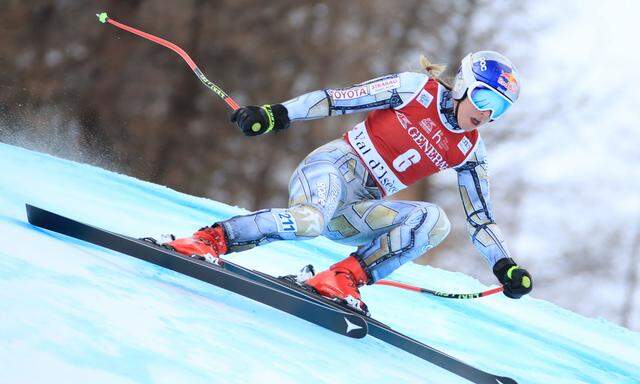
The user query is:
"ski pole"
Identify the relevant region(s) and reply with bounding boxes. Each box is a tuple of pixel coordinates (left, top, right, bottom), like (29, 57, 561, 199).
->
(96, 12, 240, 111)
(376, 280, 503, 299)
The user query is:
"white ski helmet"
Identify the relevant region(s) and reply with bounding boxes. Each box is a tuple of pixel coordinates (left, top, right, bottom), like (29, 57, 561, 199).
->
(452, 51, 520, 120)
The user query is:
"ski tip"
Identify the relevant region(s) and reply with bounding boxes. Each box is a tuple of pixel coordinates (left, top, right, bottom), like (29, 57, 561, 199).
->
(96, 12, 109, 24)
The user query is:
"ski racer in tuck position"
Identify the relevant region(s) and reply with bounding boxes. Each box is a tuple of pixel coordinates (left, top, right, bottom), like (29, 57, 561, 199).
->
(160, 51, 533, 314)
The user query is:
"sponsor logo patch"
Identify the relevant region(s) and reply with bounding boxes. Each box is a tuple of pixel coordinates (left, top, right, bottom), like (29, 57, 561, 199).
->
(498, 71, 519, 94)
(369, 76, 401, 94)
(329, 85, 369, 100)
(417, 89, 433, 109)
(316, 175, 340, 214)
(436, 136, 449, 151)
(395, 111, 412, 130)
(457, 136, 473, 155)
(316, 182, 328, 206)
(478, 57, 488, 71)
(419, 118, 436, 134)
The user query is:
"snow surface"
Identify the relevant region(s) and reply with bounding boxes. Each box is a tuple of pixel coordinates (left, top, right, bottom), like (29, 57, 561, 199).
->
(0, 142, 638, 384)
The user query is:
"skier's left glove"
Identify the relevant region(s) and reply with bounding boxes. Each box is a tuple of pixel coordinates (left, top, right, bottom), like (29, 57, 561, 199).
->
(230, 104, 290, 136)
(493, 258, 532, 299)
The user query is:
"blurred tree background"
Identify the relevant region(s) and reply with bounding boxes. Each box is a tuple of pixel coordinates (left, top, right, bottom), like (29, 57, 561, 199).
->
(1, 0, 638, 330)
(0, 0, 524, 206)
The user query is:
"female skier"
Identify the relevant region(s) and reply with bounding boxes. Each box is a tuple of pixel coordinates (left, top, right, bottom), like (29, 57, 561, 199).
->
(162, 51, 532, 314)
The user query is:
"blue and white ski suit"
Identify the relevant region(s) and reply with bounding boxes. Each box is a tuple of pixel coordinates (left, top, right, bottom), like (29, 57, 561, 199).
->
(219, 72, 512, 282)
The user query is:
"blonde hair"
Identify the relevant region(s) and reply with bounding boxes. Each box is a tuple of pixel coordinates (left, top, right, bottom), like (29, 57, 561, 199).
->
(419, 54, 452, 89)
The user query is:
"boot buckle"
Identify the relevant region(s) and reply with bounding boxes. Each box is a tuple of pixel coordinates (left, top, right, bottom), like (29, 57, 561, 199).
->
(191, 253, 223, 266)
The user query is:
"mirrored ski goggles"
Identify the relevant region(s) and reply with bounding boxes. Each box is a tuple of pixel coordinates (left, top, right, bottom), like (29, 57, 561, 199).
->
(467, 84, 513, 121)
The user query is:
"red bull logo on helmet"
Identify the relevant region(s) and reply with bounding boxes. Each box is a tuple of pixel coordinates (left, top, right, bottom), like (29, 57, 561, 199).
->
(498, 72, 519, 95)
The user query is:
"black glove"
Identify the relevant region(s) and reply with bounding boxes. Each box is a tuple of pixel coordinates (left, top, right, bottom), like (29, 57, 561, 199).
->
(493, 258, 532, 299)
(230, 104, 290, 136)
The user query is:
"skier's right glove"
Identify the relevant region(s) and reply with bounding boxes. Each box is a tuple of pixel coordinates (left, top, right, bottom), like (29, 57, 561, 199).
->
(493, 258, 532, 299)
(230, 104, 290, 136)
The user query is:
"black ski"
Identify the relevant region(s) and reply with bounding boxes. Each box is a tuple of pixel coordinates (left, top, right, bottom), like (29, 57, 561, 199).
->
(26, 204, 517, 384)
(25, 204, 367, 339)
(247, 271, 518, 384)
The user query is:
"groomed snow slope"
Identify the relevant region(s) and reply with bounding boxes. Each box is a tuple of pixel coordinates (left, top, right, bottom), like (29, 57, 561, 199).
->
(0, 143, 638, 384)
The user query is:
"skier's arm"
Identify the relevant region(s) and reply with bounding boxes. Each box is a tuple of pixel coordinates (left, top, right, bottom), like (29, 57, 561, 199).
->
(455, 138, 532, 298)
(231, 72, 427, 136)
(283, 72, 428, 121)
(455, 138, 509, 265)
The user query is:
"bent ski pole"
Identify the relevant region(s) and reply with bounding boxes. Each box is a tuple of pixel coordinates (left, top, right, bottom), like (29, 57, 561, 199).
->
(96, 12, 240, 111)
(376, 280, 503, 299)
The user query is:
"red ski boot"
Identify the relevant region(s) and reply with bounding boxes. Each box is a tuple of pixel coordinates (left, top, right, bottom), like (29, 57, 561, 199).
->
(305, 255, 370, 315)
(165, 225, 228, 264)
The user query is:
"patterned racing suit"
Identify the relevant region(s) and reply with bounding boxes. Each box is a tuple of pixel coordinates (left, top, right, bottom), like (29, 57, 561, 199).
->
(218, 72, 512, 283)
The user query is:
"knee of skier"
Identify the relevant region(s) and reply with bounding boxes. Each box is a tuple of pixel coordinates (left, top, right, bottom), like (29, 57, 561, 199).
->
(428, 205, 450, 248)
(289, 204, 325, 238)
